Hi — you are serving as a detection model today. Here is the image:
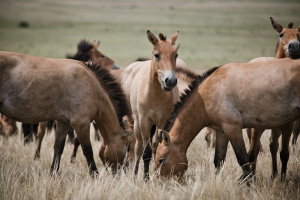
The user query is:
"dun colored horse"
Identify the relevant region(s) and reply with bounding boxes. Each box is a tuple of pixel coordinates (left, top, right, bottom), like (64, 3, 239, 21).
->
(154, 58, 300, 180)
(247, 17, 300, 179)
(122, 30, 191, 179)
(0, 51, 133, 176)
(34, 39, 120, 160)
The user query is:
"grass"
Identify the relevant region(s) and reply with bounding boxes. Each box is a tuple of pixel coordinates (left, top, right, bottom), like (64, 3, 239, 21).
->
(1, 125, 300, 199)
(1, 0, 300, 199)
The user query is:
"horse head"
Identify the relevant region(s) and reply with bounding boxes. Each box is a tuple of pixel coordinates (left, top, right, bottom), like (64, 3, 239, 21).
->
(271, 17, 300, 59)
(147, 30, 180, 91)
(154, 130, 188, 177)
(99, 128, 134, 173)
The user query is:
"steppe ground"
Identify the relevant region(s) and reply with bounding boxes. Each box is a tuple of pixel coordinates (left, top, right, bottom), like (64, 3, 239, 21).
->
(1, 0, 300, 199)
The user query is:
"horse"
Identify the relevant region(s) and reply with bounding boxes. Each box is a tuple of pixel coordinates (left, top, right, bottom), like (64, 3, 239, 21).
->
(247, 17, 300, 179)
(34, 39, 121, 160)
(0, 114, 18, 141)
(154, 58, 300, 181)
(0, 51, 133, 176)
(122, 30, 193, 179)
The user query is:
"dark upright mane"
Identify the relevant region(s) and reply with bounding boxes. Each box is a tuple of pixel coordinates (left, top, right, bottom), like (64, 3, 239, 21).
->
(85, 60, 133, 129)
(66, 40, 93, 61)
(163, 66, 220, 132)
(159, 33, 167, 41)
(175, 67, 200, 84)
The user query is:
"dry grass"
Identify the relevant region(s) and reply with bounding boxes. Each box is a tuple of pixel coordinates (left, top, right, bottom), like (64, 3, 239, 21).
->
(1, 124, 300, 200)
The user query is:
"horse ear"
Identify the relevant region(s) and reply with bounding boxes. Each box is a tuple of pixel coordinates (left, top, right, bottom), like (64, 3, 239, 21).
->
(287, 22, 293, 29)
(167, 31, 179, 45)
(270, 17, 283, 33)
(161, 130, 170, 144)
(147, 30, 158, 46)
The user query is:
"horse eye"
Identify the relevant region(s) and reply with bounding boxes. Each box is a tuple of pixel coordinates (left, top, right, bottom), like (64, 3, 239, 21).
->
(154, 53, 160, 59)
(205, 137, 208, 141)
(279, 33, 284, 38)
(101, 55, 106, 59)
(175, 53, 178, 58)
(159, 158, 166, 164)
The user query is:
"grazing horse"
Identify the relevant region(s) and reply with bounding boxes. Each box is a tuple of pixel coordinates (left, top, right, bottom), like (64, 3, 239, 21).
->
(34, 39, 121, 160)
(122, 30, 182, 179)
(247, 17, 300, 179)
(0, 114, 18, 140)
(0, 51, 133, 175)
(154, 58, 300, 180)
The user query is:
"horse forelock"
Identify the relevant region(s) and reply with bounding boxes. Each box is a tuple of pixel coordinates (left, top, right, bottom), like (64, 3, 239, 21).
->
(163, 66, 220, 132)
(159, 33, 167, 41)
(66, 40, 93, 61)
(85, 60, 133, 129)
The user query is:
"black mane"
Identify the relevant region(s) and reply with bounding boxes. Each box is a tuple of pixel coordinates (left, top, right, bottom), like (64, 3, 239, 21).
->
(66, 40, 93, 61)
(159, 33, 167, 41)
(163, 66, 220, 132)
(85, 61, 133, 129)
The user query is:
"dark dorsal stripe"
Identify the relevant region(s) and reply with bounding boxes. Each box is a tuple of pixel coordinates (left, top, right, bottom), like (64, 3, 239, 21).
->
(85, 61, 133, 129)
(163, 66, 220, 132)
(66, 40, 93, 61)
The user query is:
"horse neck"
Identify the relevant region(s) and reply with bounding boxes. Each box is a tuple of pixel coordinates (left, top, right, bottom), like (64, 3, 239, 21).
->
(94, 92, 123, 142)
(169, 92, 205, 152)
(149, 60, 165, 93)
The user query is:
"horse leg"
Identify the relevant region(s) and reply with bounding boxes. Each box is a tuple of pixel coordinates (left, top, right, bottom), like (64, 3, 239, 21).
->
(133, 117, 143, 176)
(70, 137, 81, 163)
(222, 124, 251, 181)
(292, 120, 300, 145)
(93, 122, 101, 141)
(214, 131, 229, 173)
(139, 118, 153, 180)
(66, 127, 75, 143)
(247, 128, 264, 177)
(72, 122, 98, 176)
(247, 128, 263, 153)
(279, 123, 293, 181)
(269, 128, 281, 179)
(50, 121, 70, 176)
(22, 123, 33, 145)
(34, 121, 47, 160)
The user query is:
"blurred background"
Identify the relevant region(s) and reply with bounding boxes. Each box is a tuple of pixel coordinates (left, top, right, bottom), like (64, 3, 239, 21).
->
(0, 0, 299, 71)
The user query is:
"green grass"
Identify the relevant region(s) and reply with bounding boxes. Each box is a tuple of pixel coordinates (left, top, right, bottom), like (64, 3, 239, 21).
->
(1, 0, 299, 69)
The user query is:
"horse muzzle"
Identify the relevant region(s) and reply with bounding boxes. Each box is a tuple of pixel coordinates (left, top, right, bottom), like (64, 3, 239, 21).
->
(161, 72, 177, 91)
(287, 40, 300, 59)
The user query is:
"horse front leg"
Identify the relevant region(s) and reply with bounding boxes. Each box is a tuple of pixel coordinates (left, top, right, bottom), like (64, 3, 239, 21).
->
(279, 123, 293, 181)
(34, 121, 47, 160)
(292, 120, 300, 146)
(133, 117, 143, 176)
(214, 131, 229, 173)
(50, 121, 70, 176)
(73, 122, 98, 177)
(139, 117, 153, 181)
(247, 128, 264, 177)
(269, 128, 281, 179)
(222, 124, 251, 182)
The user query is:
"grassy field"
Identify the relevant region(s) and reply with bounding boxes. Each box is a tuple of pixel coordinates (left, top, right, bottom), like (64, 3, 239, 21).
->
(1, 0, 300, 199)
(1, 0, 299, 69)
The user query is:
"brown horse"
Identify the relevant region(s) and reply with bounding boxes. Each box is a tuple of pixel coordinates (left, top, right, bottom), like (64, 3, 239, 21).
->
(122, 30, 184, 179)
(0, 51, 133, 176)
(154, 58, 300, 180)
(34, 39, 121, 160)
(247, 17, 300, 179)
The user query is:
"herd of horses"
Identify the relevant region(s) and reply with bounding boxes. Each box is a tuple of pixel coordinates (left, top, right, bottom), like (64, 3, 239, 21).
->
(0, 17, 300, 183)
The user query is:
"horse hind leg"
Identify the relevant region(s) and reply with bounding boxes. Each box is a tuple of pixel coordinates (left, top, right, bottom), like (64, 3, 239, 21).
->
(72, 121, 98, 176)
(279, 123, 293, 181)
(50, 121, 70, 176)
(22, 123, 34, 145)
(70, 137, 81, 163)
